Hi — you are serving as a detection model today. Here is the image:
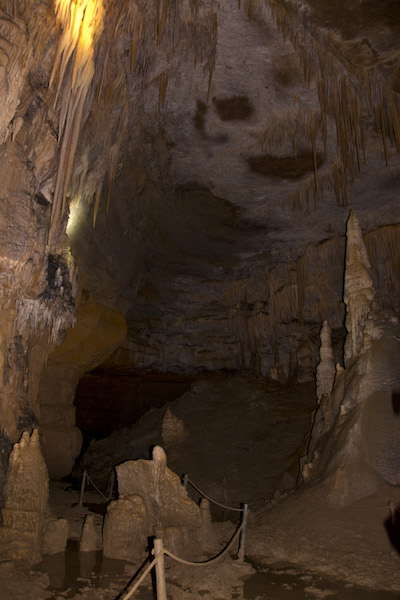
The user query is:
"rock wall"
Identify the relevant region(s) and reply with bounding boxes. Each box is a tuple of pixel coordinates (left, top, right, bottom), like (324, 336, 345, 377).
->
(37, 292, 127, 478)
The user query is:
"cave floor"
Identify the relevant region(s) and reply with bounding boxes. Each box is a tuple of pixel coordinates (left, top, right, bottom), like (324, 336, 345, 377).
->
(2, 373, 400, 599)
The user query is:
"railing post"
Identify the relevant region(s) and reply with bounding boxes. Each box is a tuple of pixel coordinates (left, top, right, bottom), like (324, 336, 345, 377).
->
(182, 473, 188, 490)
(79, 469, 87, 507)
(153, 538, 167, 600)
(107, 468, 115, 500)
(237, 503, 248, 562)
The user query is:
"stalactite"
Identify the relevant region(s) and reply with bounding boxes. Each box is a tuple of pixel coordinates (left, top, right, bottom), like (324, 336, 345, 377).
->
(310, 121, 318, 195)
(266, 0, 400, 211)
(92, 181, 103, 228)
(158, 71, 169, 110)
(49, 0, 104, 248)
(364, 224, 400, 312)
(246, 0, 254, 22)
(296, 255, 305, 324)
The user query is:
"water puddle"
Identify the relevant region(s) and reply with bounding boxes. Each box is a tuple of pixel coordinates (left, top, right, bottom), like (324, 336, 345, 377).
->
(244, 564, 400, 600)
(36, 540, 152, 599)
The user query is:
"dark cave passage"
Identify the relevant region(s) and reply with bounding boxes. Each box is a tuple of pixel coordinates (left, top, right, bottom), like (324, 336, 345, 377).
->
(74, 366, 195, 442)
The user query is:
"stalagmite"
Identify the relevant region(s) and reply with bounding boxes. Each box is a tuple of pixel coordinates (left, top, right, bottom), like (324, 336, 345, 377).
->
(110, 448, 221, 559)
(198, 498, 219, 552)
(161, 406, 187, 446)
(80, 513, 97, 552)
(0, 429, 49, 563)
(315, 320, 336, 403)
(343, 211, 375, 366)
(103, 495, 148, 562)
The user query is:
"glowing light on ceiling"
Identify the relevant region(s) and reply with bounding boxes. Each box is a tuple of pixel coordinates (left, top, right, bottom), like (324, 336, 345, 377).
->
(49, 0, 104, 245)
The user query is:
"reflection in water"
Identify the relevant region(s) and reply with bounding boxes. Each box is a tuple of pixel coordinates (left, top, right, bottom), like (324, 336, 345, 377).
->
(37, 540, 135, 597)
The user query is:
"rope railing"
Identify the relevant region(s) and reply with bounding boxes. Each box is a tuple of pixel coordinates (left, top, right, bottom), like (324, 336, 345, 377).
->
(121, 515, 248, 600)
(120, 475, 249, 599)
(182, 474, 244, 512)
(78, 469, 115, 506)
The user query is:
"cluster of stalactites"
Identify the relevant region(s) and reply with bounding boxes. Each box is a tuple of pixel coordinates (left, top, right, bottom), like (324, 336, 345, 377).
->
(48, 0, 104, 245)
(266, 0, 400, 209)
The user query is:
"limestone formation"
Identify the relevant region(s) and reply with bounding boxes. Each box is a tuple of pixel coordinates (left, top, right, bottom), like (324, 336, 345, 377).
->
(302, 214, 400, 506)
(343, 211, 376, 367)
(37, 294, 127, 478)
(42, 516, 68, 555)
(161, 406, 187, 446)
(315, 321, 336, 403)
(80, 514, 98, 553)
(103, 495, 148, 562)
(116, 446, 202, 532)
(0, 430, 49, 563)
(198, 498, 219, 553)
(104, 446, 216, 560)
(296, 337, 316, 383)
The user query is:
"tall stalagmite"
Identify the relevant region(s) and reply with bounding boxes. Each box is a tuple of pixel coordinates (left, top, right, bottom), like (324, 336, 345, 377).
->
(343, 211, 375, 366)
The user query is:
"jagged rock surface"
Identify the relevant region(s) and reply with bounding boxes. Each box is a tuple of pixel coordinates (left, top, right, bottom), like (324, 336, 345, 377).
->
(103, 446, 217, 561)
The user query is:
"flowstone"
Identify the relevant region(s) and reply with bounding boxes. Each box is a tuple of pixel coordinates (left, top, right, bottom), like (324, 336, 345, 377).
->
(103, 446, 217, 561)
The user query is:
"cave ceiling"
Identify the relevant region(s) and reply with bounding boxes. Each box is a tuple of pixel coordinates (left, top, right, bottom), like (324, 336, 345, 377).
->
(4, 0, 400, 376)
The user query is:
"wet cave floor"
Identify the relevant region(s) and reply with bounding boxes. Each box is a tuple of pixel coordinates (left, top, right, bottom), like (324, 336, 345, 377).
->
(3, 373, 400, 599)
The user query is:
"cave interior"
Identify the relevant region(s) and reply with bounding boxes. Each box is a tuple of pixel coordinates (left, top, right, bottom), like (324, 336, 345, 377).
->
(1, 0, 400, 598)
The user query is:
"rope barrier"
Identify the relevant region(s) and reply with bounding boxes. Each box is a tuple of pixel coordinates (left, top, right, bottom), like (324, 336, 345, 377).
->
(342, 503, 394, 511)
(163, 516, 247, 567)
(115, 473, 249, 599)
(78, 469, 116, 506)
(184, 476, 244, 512)
(85, 472, 110, 501)
(122, 514, 248, 599)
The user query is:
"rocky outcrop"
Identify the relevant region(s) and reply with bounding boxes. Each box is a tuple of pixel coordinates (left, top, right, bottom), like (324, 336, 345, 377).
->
(37, 292, 127, 478)
(161, 406, 187, 446)
(103, 446, 216, 561)
(302, 213, 400, 506)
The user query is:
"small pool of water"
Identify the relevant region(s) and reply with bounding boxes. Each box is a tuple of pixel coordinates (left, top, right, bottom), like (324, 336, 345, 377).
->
(244, 563, 400, 600)
(36, 540, 153, 599)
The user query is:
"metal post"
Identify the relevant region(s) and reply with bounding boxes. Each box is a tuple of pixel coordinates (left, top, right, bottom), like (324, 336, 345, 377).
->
(237, 503, 248, 562)
(107, 469, 115, 499)
(79, 469, 87, 506)
(182, 473, 188, 490)
(153, 538, 167, 600)
(79, 470, 87, 507)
